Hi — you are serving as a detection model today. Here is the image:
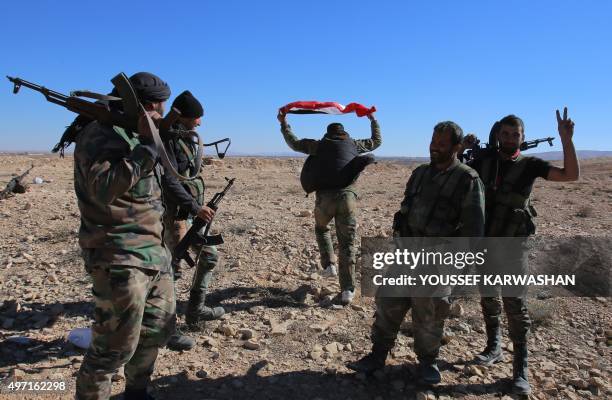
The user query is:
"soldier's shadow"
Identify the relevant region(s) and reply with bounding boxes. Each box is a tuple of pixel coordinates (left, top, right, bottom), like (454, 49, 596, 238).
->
(0, 337, 81, 369)
(0, 300, 92, 333)
(176, 285, 311, 315)
(110, 360, 512, 400)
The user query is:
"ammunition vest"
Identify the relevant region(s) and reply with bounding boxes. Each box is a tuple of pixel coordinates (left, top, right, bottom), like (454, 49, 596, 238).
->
(399, 162, 478, 237)
(480, 154, 536, 237)
(300, 136, 360, 193)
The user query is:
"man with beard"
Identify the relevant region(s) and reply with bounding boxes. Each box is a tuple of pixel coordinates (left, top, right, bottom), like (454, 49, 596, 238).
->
(348, 121, 485, 385)
(161, 91, 224, 350)
(74, 72, 176, 400)
(468, 109, 579, 395)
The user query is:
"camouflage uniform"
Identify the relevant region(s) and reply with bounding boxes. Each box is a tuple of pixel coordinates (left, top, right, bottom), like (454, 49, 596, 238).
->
(373, 159, 485, 364)
(281, 120, 381, 291)
(161, 129, 219, 323)
(74, 122, 176, 400)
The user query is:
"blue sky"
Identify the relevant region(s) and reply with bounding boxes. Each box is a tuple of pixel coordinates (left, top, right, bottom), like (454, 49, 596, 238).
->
(1, 0, 610, 156)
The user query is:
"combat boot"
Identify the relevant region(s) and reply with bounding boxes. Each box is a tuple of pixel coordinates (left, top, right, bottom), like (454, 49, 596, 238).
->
(416, 359, 441, 385)
(185, 290, 225, 326)
(347, 344, 389, 374)
(166, 328, 195, 351)
(511, 343, 531, 395)
(475, 322, 503, 365)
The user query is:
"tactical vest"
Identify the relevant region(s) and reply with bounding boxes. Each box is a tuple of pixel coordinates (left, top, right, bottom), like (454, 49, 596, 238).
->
(173, 138, 205, 219)
(398, 162, 478, 237)
(300, 136, 366, 193)
(480, 154, 536, 237)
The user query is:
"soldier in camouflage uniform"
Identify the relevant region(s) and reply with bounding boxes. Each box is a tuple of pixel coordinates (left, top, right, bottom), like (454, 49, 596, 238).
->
(348, 121, 485, 385)
(469, 110, 579, 395)
(74, 72, 175, 400)
(161, 91, 224, 343)
(278, 112, 381, 305)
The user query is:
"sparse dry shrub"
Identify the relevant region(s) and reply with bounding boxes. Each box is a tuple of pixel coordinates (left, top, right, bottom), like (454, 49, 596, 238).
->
(528, 299, 557, 327)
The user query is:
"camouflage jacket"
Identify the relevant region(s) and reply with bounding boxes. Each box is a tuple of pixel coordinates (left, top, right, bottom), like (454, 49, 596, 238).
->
(73, 122, 170, 271)
(397, 159, 485, 237)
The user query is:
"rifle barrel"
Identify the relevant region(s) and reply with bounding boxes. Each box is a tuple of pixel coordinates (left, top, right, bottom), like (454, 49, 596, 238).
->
(7, 76, 69, 100)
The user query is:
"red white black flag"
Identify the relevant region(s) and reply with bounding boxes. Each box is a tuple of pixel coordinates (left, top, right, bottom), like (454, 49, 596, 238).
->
(279, 101, 376, 117)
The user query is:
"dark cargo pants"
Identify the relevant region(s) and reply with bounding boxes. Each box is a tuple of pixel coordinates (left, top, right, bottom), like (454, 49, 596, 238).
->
(372, 296, 451, 362)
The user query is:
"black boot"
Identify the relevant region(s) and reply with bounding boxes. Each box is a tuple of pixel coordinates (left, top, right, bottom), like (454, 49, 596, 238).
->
(166, 328, 195, 351)
(124, 387, 155, 400)
(185, 290, 225, 326)
(347, 344, 389, 374)
(417, 359, 441, 385)
(511, 343, 531, 395)
(475, 322, 503, 365)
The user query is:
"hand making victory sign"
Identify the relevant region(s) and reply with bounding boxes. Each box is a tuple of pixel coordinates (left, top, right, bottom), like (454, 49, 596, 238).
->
(547, 106, 580, 182)
(556, 106, 575, 141)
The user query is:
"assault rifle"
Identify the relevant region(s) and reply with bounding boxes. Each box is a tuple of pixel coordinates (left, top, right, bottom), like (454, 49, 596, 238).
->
(519, 137, 554, 151)
(7, 74, 205, 181)
(0, 165, 34, 200)
(172, 177, 236, 271)
(6, 76, 180, 133)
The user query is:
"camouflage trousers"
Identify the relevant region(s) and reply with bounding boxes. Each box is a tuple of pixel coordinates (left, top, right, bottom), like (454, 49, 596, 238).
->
(314, 190, 357, 291)
(372, 297, 451, 362)
(75, 265, 176, 400)
(163, 217, 218, 299)
(480, 296, 531, 344)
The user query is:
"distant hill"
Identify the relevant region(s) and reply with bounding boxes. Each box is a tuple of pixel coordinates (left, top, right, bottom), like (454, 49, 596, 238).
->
(524, 150, 612, 160)
(1, 150, 611, 161)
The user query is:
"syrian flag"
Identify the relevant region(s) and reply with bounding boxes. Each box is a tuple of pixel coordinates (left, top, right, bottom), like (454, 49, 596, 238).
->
(279, 101, 376, 117)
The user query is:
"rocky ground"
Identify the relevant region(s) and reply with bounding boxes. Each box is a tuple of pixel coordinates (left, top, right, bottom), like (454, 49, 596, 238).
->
(0, 155, 610, 400)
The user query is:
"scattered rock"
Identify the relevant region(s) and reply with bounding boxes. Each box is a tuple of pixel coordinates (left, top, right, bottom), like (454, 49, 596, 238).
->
(323, 342, 340, 354)
(218, 324, 236, 337)
(449, 302, 464, 317)
(238, 328, 254, 340)
(243, 340, 261, 350)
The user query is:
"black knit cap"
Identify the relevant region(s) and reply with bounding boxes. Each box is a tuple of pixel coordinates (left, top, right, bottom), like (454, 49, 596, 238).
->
(172, 90, 204, 118)
(326, 122, 347, 136)
(129, 72, 171, 103)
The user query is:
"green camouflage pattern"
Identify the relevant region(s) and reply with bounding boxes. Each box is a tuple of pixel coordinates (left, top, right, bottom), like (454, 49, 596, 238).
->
(373, 158, 485, 361)
(281, 119, 381, 291)
(75, 265, 176, 399)
(314, 189, 358, 291)
(162, 215, 219, 295)
(74, 122, 170, 271)
(372, 297, 451, 361)
(396, 159, 485, 237)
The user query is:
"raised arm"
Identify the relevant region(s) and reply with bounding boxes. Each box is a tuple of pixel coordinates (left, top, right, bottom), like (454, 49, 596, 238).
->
(546, 107, 580, 182)
(277, 112, 319, 155)
(354, 112, 382, 153)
